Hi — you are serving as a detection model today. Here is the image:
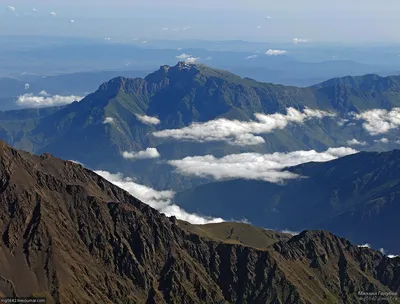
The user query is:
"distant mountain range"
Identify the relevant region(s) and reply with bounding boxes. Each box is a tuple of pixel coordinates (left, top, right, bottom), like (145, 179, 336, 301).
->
(175, 150, 400, 254)
(1, 63, 400, 191)
(2, 36, 400, 87)
(0, 140, 398, 303)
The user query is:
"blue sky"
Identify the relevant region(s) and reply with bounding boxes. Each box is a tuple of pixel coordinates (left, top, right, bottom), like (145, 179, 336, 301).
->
(2, 0, 400, 43)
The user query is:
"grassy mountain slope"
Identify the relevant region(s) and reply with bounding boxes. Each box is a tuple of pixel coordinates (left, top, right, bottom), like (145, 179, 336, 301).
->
(175, 150, 400, 253)
(0, 140, 399, 303)
(178, 221, 291, 249)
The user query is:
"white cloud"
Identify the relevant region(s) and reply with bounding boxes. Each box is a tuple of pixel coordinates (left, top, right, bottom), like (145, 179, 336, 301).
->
(374, 137, 389, 143)
(162, 27, 168, 31)
(246, 55, 258, 59)
(379, 248, 386, 254)
(293, 38, 308, 44)
(39, 90, 50, 96)
(185, 57, 200, 64)
(204, 56, 212, 61)
(16, 93, 83, 108)
(280, 230, 300, 236)
(136, 114, 161, 125)
(69, 160, 84, 166)
(70, 19, 75, 23)
(7, 5, 16, 12)
(24, 83, 30, 90)
(168, 147, 357, 183)
(182, 26, 191, 31)
(337, 119, 349, 126)
(103, 117, 115, 124)
(142, 40, 148, 44)
(176, 53, 192, 60)
(347, 139, 367, 146)
(358, 243, 371, 248)
(175, 53, 200, 63)
(122, 148, 161, 160)
(353, 108, 400, 135)
(154, 107, 336, 146)
(395, 140, 400, 144)
(266, 49, 287, 56)
(32, 8, 38, 12)
(95, 170, 224, 224)
(49, 12, 56, 17)
(265, 16, 272, 19)
(388, 255, 399, 258)
(104, 37, 111, 41)
(257, 25, 262, 29)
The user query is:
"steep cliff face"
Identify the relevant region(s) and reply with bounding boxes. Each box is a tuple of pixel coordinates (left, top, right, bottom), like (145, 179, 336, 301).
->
(0, 140, 398, 304)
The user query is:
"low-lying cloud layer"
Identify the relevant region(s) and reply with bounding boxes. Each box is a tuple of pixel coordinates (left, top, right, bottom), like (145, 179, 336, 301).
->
(16, 93, 83, 108)
(168, 147, 357, 183)
(95, 170, 224, 224)
(154, 107, 335, 146)
(122, 148, 161, 160)
(353, 108, 400, 135)
(136, 114, 161, 125)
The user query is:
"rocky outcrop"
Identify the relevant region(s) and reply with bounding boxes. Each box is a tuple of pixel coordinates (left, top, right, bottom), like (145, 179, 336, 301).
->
(0, 140, 398, 303)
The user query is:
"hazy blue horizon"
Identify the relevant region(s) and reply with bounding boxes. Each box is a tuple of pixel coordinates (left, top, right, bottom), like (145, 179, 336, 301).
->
(3, 1, 400, 43)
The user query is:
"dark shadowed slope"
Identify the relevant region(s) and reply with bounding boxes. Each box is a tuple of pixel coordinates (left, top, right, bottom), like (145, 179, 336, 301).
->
(175, 150, 400, 254)
(0, 140, 399, 303)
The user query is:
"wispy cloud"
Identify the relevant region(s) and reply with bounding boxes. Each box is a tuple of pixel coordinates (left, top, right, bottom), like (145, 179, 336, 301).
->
(266, 49, 287, 56)
(374, 137, 389, 143)
(353, 108, 400, 135)
(103, 117, 115, 124)
(122, 148, 161, 160)
(32, 8, 38, 12)
(358, 243, 371, 248)
(162, 27, 168, 31)
(24, 83, 30, 90)
(347, 139, 367, 146)
(95, 170, 224, 224)
(257, 25, 262, 29)
(168, 147, 357, 183)
(265, 16, 272, 19)
(49, 12, 56, 17)
(16, 93, 83, 108)
(246, 55, 258, 59)
(293, 38, 308, 44)
(104, 37, 111, 41)
(70, 19, 75, 23)
(154, 108, 335, 146)
(182, 26, 191, 31)
(7, 5, 16, 12)
(136, 114, 161, 125)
